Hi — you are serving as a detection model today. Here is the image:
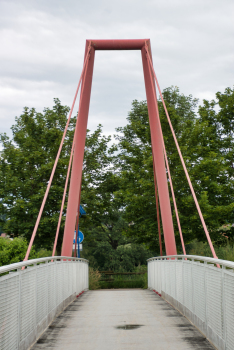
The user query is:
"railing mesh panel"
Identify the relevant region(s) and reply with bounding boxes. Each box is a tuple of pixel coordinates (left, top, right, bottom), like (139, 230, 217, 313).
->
(161, 262, 165, 292)
(20, 268, 37, 341)
(193, 263, 206, 322)
(76, 262, 81, 293)
(0, 274, 19, 350)
(164, 261, 171, 296)
(36, 264, 48, 324)
(0, 257, 88, 350)
(206, 267, 223, 338)
(148, 256, 234, 350)
(68, 263, 73, 296)
(156, 261, 161, 293)
(183, 262, 193, 312)
(224, 271, 234, 350)
(64, 262, 69, 299)
(175, 261, 183, 304)
(169, 261, 176, 299)
(56, 263, 64, 305)
(48, 263, 57, 313)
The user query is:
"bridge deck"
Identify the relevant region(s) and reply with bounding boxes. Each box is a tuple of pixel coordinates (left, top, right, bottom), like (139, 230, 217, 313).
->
(32, 289, 214, 350)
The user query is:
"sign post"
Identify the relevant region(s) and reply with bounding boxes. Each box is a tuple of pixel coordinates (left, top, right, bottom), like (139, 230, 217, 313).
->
(73, 230, 84, 257)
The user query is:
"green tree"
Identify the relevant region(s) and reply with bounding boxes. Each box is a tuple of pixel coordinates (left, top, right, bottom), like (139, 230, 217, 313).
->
(115, 86, 234, 252)
(78, 128, 152, 271)
(2, 86, 233, 264)
(0, 99, 76, 252)
(0, 101, 120, 255)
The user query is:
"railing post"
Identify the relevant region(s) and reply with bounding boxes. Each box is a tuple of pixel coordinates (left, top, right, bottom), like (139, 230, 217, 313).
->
(46, 261, 49, 321)
(182, 257, 185, 311)
(85, 262, 87, 290)
(174, 257, 177, 301)
(159, 259, 162, 294)
(34, 263, 37, 337)
(221, 265, 226, 347)
(164, 258, 166, 294)
(17, 268, 22, 350)
(147, 261, 150, 289)
(204, 261, 208, 337)
(191, 259, 195, 313)
(55, 259, 58, 308)
(152, 259, 154, 290)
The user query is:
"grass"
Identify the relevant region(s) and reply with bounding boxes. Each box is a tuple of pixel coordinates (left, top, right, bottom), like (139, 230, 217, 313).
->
(186, 239, 234, 262)
(99, 275, 147, 289)
(89, 265, 148, 290)
(89, 268, 101, 290)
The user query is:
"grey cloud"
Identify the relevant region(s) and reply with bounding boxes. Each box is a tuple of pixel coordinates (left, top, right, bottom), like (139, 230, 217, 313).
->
(0, 0, 233, 138)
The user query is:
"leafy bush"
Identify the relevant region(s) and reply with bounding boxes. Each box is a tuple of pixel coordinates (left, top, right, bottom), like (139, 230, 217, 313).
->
(99, 265, 148, 289)
(36, 248, 52, 259)
(87, 242, 152, 272)
(0, 237, 52, 267)
(0, 237, 37, 266)
(99, 278, 145, 289)
(186, 239, 234, 262)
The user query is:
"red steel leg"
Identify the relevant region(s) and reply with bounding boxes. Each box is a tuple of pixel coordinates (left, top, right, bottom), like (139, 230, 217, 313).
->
(61, 42, 95, 257)
(141, 42, 177, 256)
(154, 163, 163, 256)
(152, 150, 163, 256)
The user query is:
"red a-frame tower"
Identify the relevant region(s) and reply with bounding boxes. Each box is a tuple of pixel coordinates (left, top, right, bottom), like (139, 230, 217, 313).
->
(61, 39, 177, 257)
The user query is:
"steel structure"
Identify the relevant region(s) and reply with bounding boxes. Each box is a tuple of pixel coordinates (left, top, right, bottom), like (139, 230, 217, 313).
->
(0, 257, 89, 350)
(61, 39, 177, 257)
(148, 255, 234, 350)
(22, 38, 218, 264)
(1, 37, 227, 350)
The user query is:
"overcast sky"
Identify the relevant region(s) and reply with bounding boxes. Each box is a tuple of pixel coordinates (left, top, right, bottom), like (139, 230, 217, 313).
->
(0, 0, 233, 140)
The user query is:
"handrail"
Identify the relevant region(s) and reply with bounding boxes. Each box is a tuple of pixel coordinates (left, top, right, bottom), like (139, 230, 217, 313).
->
(0, 256, 89, 274)
(147, 254, 234, 269)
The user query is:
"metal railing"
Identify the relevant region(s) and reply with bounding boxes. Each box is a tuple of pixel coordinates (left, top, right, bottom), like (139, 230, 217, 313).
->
(147, 255, 234, 350)
(0, 256, 89, 350)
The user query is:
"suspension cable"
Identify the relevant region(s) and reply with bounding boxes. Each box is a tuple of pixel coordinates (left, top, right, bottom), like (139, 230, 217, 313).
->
(146, 50, 186, 255)
(52, 48, 90, 258)
(52, 130, 76, 257)
(145, 45, 218, 260)
(23, 46, 91, 263)
(73, 53, 90, 258)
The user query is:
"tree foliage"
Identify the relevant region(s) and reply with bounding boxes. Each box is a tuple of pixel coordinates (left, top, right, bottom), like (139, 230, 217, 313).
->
(1, 86, 234, 267)
(78, 129, 152, 271)
(0, 99, 75, 252)
(115, 86, 234, 252)
(0, 237, 36, 266)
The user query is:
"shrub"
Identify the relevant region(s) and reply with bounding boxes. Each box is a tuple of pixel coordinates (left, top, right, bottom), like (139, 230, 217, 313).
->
(0, 237, 37, 266)
(186, 239, 234, 262)
(99, 279, 145, 289)
(0, 237, 53, 267)
(36, 248, 52, 259)
(89, 268, 101, 290)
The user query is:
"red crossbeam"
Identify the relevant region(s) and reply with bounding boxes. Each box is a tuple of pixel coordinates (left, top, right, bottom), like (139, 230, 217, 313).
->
(90, 39, 148, 50)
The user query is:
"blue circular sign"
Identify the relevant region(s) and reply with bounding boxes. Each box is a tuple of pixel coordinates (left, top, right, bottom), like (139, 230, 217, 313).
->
(73, 230, 84, 244)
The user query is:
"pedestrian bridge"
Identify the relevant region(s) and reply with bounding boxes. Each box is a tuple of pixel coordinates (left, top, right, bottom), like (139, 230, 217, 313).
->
(1, 255, 234, 350)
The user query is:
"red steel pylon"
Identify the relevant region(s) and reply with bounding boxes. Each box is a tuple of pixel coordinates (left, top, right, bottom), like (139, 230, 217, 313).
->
(24, 39, 218, 263)
(61, 39, 177, 257)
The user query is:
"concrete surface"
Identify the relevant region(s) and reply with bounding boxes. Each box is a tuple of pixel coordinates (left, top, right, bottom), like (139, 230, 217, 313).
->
(31, 289, 215, 350)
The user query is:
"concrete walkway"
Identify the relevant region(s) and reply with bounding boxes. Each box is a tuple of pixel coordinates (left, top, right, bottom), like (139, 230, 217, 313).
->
(32, 289, 215, 350)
